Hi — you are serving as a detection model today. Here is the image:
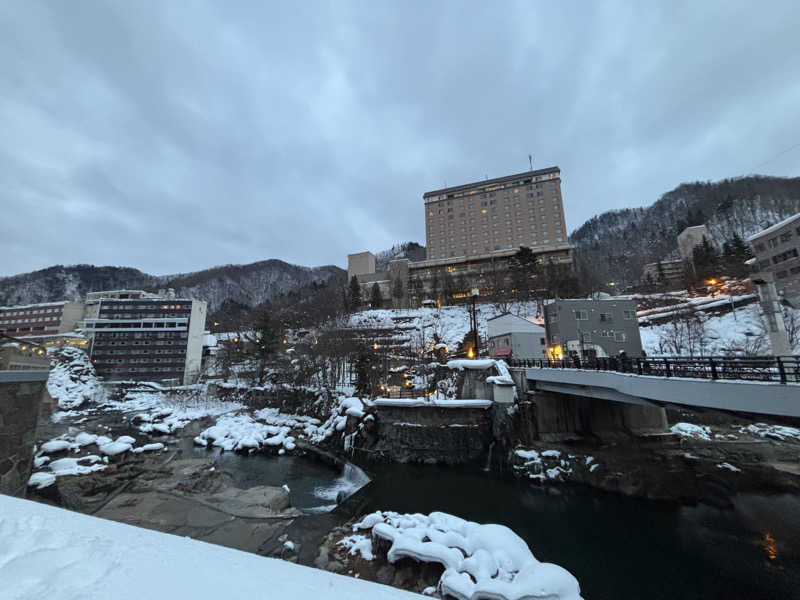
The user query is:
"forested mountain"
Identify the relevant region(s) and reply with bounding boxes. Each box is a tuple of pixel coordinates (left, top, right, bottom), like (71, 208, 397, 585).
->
(570, 175, 800, 287)
(0, 260, 344, 313)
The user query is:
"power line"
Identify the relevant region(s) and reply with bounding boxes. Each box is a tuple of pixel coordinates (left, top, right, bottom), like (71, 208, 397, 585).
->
(752, 141, 800, 170)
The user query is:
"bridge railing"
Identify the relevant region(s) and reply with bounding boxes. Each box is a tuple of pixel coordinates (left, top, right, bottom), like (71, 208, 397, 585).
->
(507, 355, 800, 384)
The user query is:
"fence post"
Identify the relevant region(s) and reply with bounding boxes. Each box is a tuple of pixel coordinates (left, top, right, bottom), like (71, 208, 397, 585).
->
(777, 357, 787, 384)
(709, 358, 718, 380)
(665, 359, 671, 378)
(637, 359, 643, 375)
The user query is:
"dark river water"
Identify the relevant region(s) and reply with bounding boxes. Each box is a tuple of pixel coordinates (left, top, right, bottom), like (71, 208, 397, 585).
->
(190, 446, 800, 600)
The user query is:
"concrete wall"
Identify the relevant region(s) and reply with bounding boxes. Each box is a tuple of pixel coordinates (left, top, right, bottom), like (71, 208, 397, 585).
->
(59, 301, 87, 333)
(0, 377, 46, 497)
(526, 390, 667, 442)
(184, 300, 207, 385)
(348, 252, 377, 280)
(678, 224, 709, 262)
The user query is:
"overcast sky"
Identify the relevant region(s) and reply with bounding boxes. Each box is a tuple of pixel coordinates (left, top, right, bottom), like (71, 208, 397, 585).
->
(1, 1, 799, 277)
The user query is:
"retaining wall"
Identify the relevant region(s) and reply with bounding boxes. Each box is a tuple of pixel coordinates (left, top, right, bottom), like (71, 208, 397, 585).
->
(0, 379, 46, 497)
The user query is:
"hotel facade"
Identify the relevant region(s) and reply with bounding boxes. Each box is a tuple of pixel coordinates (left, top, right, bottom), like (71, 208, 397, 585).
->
(347, 167, 572, 305)
(82, 290, 207, 385)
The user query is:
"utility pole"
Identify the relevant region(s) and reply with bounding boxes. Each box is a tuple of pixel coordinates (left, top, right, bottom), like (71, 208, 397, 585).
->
(726, 280, 737, 321)
(755, 278, 792, 356)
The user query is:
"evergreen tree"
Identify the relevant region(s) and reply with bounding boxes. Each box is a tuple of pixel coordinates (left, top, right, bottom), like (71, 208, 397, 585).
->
(391, 277, 404, 308)
(370, 282, 383, 308)
(348, 276, 361, 311)
(353, 347, 378, 398)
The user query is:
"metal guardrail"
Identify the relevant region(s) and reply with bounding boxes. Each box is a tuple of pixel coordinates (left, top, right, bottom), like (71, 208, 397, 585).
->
(507, 355, 800, 385)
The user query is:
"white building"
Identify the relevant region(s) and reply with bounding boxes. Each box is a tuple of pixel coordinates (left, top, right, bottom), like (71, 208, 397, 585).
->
(486, 313, 547, 360)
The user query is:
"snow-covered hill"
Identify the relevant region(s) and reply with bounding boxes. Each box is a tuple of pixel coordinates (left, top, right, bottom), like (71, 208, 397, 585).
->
(0, 260, 344, 313)
(571, 175, 800, 286)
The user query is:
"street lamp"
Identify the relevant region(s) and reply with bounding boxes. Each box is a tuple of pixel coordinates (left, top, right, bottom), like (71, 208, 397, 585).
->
(470, 288, 479, 356)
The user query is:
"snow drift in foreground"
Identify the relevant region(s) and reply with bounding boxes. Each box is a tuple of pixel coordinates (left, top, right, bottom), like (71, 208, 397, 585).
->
(0, 496, 422, 600)
(354, 511, 582, 600)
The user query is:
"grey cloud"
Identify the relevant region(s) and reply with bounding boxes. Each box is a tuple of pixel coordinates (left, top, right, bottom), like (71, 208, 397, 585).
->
(1, 0, 798, 277)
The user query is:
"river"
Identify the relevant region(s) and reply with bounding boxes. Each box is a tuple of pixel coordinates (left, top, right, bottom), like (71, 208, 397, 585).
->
(188, 447, 800, 599)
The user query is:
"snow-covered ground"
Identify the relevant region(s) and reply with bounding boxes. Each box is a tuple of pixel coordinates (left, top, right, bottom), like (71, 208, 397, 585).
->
(352, 510, 582, 600)
(347, 303, 539, 351)
(640, 302, 800, 356)
(0, 495, 423, 600)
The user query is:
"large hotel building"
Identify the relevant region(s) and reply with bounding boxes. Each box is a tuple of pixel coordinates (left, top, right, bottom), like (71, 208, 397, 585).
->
(82, 290, 207, 385)
(423, 167, 569, 261)
(347, 167, 572, 304)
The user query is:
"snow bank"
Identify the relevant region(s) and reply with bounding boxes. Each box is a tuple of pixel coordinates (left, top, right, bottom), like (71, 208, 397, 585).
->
(46, 346, 105, 409)
(354, 511, 582, 600)
(0, 495, 423, 600)
(670, 423, 712, 441)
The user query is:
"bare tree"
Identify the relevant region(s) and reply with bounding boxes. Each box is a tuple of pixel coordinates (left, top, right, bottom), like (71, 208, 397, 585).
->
(657, 306, 709, 356)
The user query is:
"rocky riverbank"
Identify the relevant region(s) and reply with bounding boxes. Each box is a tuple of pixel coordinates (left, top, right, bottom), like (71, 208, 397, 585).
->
(508, 409, 800, 507)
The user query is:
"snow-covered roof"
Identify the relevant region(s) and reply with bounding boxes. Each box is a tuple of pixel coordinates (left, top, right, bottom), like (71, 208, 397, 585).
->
(747, 212, 800, 242)
(487, 313, 545, 337)
(0, 300, 68, 310)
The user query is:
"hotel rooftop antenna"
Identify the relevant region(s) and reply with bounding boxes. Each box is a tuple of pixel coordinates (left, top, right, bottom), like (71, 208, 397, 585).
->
(529, 154, 533, 171)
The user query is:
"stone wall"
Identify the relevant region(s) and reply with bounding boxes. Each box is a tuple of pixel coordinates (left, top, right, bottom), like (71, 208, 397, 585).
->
(359, 405, 492, 465)
(0, 380, 46, 497)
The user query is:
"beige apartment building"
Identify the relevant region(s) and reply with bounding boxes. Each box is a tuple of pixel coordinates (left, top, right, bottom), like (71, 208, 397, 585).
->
(677, 224, 709, 263)
(748, 213, 800, 303)
(422, 167, 569, 261)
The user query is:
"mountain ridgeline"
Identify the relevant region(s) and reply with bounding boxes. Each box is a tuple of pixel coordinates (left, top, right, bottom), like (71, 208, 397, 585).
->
(0, 260, 345, 314)
(570, 175, 800, 287)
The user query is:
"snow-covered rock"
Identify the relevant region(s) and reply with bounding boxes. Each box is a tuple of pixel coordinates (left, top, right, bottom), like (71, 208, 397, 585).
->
(354, 511, 582, 600)
(337, 534, 375, 561)
(46, 346, 105, 409)
(670, 423, 712, 441)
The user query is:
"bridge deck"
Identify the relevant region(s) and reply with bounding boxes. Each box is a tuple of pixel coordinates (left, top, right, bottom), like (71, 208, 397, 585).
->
(522, 367, 800, 418)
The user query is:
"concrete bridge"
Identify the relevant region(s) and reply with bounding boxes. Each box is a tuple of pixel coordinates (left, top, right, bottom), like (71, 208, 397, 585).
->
(510, 356, 800, 420)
